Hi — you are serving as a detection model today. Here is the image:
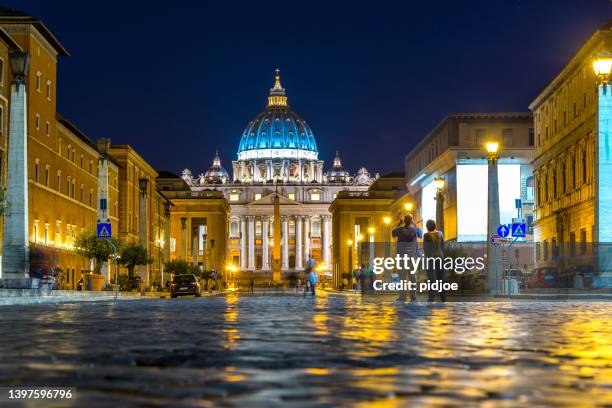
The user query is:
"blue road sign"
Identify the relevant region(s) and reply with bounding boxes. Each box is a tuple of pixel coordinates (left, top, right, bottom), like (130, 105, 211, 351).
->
(497, 224, 510, 238)
(511, 222, 527, 237)
(97, 222, 112, 239)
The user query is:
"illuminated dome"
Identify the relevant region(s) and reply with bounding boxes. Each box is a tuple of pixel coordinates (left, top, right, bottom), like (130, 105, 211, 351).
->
(203, 151, 229, 184)
(327, 150, 351, 183)
(237, 70, 318, 161)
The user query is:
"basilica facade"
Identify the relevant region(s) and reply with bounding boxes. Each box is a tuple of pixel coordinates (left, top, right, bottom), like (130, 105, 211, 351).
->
(159, 71, 376, 277)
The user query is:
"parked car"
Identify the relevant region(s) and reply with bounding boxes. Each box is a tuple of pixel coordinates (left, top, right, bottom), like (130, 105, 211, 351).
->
(170, 274, 202, 298)
(29, 263, 59, 290)
(527, 268, 559, 289)
(560, 265, 596, 288)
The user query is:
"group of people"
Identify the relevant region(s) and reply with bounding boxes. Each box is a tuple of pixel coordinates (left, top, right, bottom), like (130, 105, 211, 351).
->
(391, 214, 446, 302)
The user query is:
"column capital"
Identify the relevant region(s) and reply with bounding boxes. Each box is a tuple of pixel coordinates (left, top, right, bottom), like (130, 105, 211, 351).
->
(246, 215, 255, 221)
(180, 217, 187, 228)
(294, 214, 303, 221)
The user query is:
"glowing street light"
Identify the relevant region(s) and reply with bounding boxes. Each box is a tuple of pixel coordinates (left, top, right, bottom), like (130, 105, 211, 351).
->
(383, 216, 391, 225)
(486, 141, 500, 158)
(434, 177, 445, 191)
(593, 57, 612, 85)
(486, 139, 501, 294)
(368, 227, 375, 235)
(404, 202, 413, 212)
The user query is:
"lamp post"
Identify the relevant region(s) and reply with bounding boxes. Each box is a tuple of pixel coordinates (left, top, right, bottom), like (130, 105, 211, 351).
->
(368, 227, 375, 271)
(485, 141, 501, 294)
(138, 177, 149, 290)
(434, 177, 445, 234)
(593, 56, 612, 277)
(1, 51, 31, 285)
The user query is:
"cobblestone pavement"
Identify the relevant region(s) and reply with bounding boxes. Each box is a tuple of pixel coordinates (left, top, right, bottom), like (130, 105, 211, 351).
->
(0, 294, 610, 407)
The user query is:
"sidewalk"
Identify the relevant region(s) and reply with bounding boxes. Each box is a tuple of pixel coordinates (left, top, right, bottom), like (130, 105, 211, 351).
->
(0, 289, 142, 305)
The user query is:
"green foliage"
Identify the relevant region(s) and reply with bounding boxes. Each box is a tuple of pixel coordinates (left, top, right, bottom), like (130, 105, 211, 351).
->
(74, 230, 121, 274)
(119, 243, 152, 278)
(164, 259, 200, 276)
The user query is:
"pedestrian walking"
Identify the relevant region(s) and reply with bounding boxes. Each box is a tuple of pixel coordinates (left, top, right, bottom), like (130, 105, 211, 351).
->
(423, 219, 446, 302)
(392, 214, 421, 301)
(305, 258, 318, 297)
(250, 278, 254, 294)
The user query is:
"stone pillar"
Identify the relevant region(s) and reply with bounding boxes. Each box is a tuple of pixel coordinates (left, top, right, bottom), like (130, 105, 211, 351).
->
(282, 216, 289, 269)
(295, 215, 303, 270)
(303, 216, 311, 261)
(97, 138, 111, 283)
(322, 215, 331, 267)
(163, 203, 171, 284)
(138, 178, 149, 287)
(262, 216, 269, 270)
(2, 63, 29, 282)
(180, 217, 187, 261)
(247, 216, 255, 270)
(297, 160, 302, 182)
(192, 224, 199, 265)
(240, 216, 247, 270)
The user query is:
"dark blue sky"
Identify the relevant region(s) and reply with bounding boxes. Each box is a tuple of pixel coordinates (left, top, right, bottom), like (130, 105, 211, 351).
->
(6, 1, 612, 175)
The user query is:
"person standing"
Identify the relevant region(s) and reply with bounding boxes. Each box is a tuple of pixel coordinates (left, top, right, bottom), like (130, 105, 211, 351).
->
(305, 258, 318, 297)
(423, 219, 446, 302)
(250, 278, 254, 294)
(392, 214, 421, 301)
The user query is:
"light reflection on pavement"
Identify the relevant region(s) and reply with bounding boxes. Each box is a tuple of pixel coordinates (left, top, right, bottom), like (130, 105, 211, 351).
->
(0, 294, 610, 407)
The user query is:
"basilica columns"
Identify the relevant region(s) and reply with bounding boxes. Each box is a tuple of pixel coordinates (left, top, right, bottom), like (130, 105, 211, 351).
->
(281, 216, 289, 269)
(247, 216, 255, 270)
(262, 216, 269, 270)
(240, 216, 247, 270)
(295, 215, 303, 270)
(322, 215, 331, 267)
(181, 217, 187, 261)
(303, 216, 311, 261)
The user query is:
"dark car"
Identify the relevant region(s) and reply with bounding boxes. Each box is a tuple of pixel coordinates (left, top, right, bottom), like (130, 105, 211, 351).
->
(29, 263, 59, 290)
(171, 274, 202, 298)
(527, 268, 559, 289)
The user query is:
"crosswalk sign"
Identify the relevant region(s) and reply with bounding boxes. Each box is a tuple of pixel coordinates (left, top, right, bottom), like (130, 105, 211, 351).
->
(511, 222, 526, 237)
(97, 222, 112, 239)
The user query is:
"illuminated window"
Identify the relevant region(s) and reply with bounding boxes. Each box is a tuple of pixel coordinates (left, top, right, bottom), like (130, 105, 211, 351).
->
(255, 221, 262, 235)
(45, 121, 50, 136)
(46, 80, 51, 99)
(229, 193, 240, 202)
(170, 237, 176, 252)
(310, 192, 320, 201)
(35, 114, 40, 130)
(288, 193, 295, 200)
(230, 221, 239, 236)
(254, 193, 262, 201)
(35, 71, 41, 91)
(34, 160, 39, 182)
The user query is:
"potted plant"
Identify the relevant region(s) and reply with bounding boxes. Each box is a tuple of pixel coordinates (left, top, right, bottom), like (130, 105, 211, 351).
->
(74, 230, 121, 291)
(119, 243, 152, 291)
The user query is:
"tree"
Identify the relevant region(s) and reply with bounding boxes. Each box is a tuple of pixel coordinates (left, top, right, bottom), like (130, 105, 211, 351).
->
(164, 259, 199, 276)
(119, 243, 152, 278)
(74, 230, 121, 274)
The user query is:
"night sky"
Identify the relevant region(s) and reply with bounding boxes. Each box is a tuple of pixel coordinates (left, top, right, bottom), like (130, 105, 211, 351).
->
(5, 1, 612, 176)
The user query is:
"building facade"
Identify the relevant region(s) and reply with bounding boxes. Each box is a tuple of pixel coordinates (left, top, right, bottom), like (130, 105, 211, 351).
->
(400, 113, 535, 242)
(529, 22, 612, 269)
(159, 71, 377, 279)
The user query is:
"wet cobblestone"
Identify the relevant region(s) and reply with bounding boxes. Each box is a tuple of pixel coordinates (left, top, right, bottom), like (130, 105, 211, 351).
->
(0, 294, 610, 407)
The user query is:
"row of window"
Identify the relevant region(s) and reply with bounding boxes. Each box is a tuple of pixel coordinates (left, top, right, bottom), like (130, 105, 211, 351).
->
(228, 191, 320, 202)
(535, 228, 594, 261)
(35, 71, 52, 100)
(535, 142, 593, 206)
(535, 64, 594, 148)
(229, 218, 322, 237)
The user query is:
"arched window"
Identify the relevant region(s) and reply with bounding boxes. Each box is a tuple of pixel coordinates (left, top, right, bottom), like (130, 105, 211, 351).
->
(230, 221, 239, 236)
(311, 220, 320, 236)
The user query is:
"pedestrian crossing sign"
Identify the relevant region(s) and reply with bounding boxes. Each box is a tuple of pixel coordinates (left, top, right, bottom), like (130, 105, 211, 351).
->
(97, 222, 112, 239)
(511, 222, 526, 237)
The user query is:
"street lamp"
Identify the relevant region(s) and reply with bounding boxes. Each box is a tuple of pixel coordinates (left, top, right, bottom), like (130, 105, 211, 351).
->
(434, 177, 445, 234)
(404, 202, 413, 212)
(9, 51, 30, 84)
(593, 57, 612, 85)
(485, 140, 501, 294)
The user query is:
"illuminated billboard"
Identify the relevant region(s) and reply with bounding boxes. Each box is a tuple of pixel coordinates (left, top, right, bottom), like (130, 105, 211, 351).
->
(455, 164, 521, 241)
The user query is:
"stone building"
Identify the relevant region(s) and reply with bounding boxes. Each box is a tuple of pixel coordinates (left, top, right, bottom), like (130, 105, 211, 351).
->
(529, 21, 612, 269)
(158, 71, 377, 279)
(399, 113, 534, 242)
